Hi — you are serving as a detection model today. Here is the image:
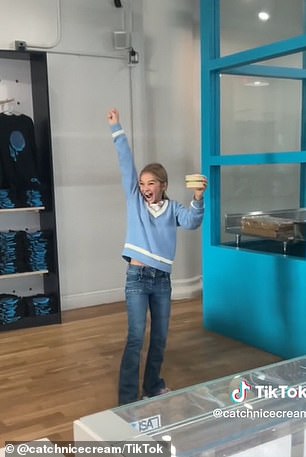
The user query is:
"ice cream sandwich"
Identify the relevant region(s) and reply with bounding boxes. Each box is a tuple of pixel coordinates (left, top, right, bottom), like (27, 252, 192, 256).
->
(185, 174, 205, 189)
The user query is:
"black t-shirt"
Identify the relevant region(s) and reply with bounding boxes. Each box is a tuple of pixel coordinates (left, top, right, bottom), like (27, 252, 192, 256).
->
(0, 113, 41, 190)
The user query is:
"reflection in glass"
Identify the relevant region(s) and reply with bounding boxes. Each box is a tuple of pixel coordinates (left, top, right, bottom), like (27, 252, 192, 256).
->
(221, 0, 304, 56)
(221, 75, 301, 155)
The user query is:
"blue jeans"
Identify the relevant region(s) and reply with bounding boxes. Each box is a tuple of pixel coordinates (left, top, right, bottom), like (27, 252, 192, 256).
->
(119, 264, 172, 405)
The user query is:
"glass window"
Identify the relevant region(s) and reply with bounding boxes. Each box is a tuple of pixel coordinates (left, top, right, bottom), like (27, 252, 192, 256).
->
(221, 75, 302, 155)
(221, 0, 304, 56)
(260, 53, 304, 69)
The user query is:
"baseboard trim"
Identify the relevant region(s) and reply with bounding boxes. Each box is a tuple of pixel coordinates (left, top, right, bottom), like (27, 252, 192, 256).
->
(62, 288, 124, 311)
(61, 275, 202, 310)
(171, 275, 202, 300)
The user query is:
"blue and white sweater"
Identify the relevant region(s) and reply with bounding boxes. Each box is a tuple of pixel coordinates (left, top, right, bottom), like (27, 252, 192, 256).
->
(111, 123, 204, 273)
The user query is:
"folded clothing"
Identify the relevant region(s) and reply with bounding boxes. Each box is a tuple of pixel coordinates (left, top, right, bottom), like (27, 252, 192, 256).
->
(0, 294, 57, 325)
(23, 294, 57, 316)
(0, 189, 18, 208)
(0, 294, 26, 325)
(0, 231, 27, 274)
(25, 230, 53, 272)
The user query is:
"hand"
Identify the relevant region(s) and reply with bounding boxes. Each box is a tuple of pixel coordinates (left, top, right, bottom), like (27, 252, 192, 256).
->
(193, 175, 208, 201)
(107, 108, 120, 125)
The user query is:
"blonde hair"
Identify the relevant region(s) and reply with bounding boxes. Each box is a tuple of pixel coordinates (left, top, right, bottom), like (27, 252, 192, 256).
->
(139, 163, 169, 200)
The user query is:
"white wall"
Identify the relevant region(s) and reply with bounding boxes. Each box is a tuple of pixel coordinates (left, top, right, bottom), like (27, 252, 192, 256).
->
(0, 0, 203, 309)
(141, 0, 202, 283)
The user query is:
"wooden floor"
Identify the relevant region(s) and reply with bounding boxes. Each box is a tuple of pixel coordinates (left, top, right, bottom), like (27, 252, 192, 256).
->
(0, 298, 281, 446)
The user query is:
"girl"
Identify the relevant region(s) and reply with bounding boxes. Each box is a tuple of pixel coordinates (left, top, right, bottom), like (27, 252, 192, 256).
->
(107, 108, 207, 405)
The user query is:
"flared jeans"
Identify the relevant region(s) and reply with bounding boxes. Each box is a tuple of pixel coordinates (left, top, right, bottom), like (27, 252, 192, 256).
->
(119, 264, 172, 405)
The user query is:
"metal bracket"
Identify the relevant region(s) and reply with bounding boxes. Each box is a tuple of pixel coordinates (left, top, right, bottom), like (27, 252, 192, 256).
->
(15, 40, 27, 51)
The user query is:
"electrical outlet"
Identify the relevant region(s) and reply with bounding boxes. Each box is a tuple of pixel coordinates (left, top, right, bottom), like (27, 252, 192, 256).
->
(113, 31, 129, 50)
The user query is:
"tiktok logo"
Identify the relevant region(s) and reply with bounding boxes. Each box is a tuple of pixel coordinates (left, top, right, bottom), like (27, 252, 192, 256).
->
(230, 379, 252, 403)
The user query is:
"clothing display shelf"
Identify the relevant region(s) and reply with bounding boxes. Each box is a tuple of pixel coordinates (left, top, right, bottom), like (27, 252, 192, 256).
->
(0, 270, 48, 280)
(0, 207, 45, 213)
(74, 355, 306, 457)
(0, 49, 61, 332)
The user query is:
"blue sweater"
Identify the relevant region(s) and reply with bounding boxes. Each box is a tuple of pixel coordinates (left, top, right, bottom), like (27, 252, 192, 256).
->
(111, 123, 204, 273)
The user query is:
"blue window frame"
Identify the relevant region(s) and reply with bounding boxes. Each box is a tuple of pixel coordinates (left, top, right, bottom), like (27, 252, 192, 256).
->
(201, 0, 306, 246)
(200, 0, 306, 358)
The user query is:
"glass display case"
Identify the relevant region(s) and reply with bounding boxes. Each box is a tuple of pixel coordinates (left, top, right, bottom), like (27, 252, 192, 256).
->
(201, 0, 306, 360)
(224, 207, 306, 256)
(74, 356, 306, 456)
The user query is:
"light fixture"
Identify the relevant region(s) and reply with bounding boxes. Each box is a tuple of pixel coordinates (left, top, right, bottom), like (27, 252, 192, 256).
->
(258, 11, 270, 21)
(244, 80, 270, 87)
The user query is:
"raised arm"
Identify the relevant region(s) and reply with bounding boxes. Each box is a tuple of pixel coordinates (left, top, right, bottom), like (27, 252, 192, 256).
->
(175, 174, 208, 229)
(107, 108, 138, 197)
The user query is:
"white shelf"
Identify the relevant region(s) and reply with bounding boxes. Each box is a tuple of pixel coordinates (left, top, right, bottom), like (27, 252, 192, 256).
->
(0, 270, 48, 279)
(0, 206, 45, 213)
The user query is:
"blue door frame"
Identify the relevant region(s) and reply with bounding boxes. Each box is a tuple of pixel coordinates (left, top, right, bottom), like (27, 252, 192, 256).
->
(201, 0, 306, 358)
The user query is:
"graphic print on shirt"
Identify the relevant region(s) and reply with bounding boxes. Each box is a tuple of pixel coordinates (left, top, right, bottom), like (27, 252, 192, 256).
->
(0, 114, 44, 193)
(9, 130, 26, 162)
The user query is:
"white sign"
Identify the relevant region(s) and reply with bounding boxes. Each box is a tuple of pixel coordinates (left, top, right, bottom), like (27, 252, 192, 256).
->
(130, 414, 161, 433)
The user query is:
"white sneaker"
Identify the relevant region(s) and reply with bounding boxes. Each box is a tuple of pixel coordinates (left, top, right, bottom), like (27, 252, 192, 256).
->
(142, 387, 171, 400)
(157, 387, 171, 395)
